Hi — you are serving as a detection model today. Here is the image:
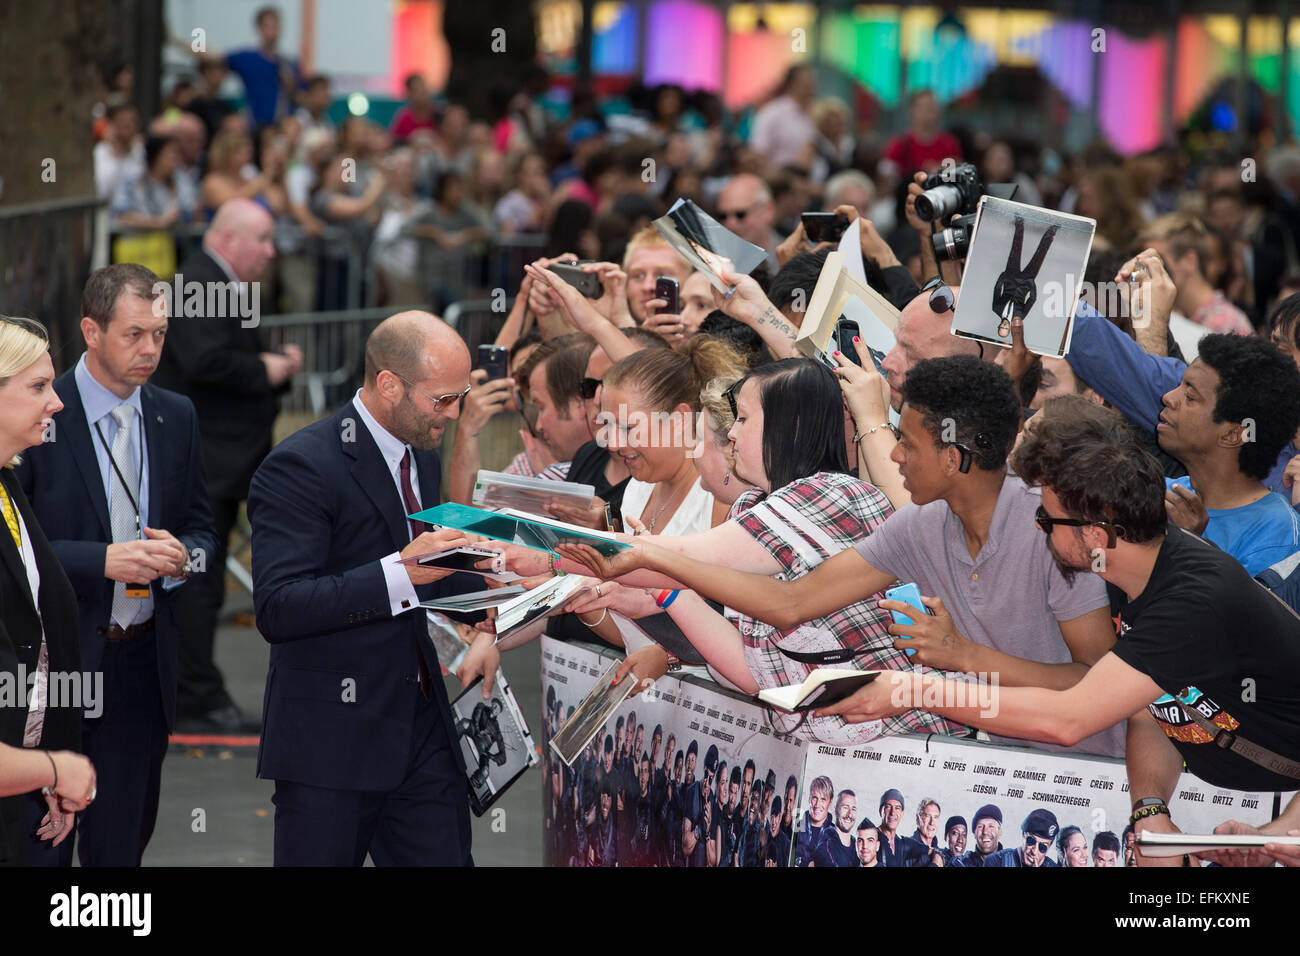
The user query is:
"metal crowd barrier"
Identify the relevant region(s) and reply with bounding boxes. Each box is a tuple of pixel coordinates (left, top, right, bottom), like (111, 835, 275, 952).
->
(0, 197, 101, 371)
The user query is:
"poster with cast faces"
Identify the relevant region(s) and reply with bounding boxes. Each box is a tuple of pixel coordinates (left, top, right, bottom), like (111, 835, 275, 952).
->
(796, 732, 1282, 868)
(539, 637, 806, 867)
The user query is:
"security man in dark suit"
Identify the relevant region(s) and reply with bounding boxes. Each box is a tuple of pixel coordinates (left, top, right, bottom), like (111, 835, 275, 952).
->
(151, 198, 303, 733)
(17, 265, 217, 866)
(247, 310, 483, 866)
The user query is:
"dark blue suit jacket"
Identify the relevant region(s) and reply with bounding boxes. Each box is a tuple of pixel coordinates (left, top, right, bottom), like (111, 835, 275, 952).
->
(248, 400, 477, 792)
(15, 368, 217, 731)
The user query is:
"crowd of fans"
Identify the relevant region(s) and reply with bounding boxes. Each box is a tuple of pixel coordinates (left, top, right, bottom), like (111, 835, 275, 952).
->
(13, 4, 1300, 866)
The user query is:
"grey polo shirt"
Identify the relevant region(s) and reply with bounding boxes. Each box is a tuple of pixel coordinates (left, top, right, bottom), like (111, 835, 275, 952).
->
(854, 473, 1125, 758)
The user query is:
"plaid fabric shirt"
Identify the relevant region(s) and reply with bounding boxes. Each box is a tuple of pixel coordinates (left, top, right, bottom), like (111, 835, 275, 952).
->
(726, 472, 970, 743)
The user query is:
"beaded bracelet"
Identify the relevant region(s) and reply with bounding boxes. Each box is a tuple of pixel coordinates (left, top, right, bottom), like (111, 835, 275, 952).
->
(1130, 803, 1170, 827)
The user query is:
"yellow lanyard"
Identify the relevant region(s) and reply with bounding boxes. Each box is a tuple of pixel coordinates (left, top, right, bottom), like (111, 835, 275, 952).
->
(0, 481, 21, 551)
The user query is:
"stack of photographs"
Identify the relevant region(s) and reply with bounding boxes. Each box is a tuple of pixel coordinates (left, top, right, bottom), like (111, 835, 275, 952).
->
(471, 470, 595, 517)
(451, 669, 539, 816)
(651, 198, 768, 294)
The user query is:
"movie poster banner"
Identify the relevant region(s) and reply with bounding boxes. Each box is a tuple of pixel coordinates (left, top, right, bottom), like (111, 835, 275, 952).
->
(539, 637, 806, 867)
(795, 732, 1282, 868)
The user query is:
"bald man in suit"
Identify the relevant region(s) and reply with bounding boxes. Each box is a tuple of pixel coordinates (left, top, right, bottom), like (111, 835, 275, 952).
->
(248, 311, 483, 866)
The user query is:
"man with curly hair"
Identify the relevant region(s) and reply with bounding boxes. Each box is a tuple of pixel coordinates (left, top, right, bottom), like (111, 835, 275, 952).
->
(1156, 334, 1300, 575)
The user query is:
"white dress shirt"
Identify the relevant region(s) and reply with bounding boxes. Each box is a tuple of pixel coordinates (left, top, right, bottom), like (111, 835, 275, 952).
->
(351, 389, 422, 615)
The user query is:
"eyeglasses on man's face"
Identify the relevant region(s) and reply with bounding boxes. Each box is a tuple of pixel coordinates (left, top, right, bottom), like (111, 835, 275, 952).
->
(1025, 834, 1053, 854)
(717, 203, 756, 223)
(386, 370, 471, 411)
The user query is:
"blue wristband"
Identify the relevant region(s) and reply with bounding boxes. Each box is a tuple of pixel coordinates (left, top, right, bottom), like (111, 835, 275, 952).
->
(658, 589, 680, 608)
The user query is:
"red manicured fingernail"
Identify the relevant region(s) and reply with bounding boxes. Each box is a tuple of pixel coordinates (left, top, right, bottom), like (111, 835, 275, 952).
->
(853, 336, 860, 342)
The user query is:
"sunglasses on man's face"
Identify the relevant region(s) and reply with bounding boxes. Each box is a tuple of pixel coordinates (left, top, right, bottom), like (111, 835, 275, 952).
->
(717, 205, 754, 222)
(1025, 834, 1053, 854)
(1034, 505, 1123, 548)
(921, 276, 955, 314)
(579, 377, 602, 401)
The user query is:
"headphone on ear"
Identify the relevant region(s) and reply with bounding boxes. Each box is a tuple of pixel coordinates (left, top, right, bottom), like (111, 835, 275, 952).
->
(953, 433, 993, 475)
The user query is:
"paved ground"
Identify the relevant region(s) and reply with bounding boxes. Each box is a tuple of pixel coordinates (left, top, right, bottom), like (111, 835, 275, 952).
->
(142, 591, 545, 867)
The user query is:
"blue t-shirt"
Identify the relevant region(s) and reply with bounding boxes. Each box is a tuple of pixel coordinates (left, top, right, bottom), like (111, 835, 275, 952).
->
(225, 49, 299, 127)
(1166, 478, 1300, 576)
(1067, 304, 1298, 511)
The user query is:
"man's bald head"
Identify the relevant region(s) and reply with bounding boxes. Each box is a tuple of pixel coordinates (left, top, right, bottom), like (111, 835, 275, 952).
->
(880, 284, 979, 410)
(205, 199, 276, 281)
(361, 311, 471, 450)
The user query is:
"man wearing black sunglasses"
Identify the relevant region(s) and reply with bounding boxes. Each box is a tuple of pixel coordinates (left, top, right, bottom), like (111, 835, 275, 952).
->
(716, 174, 781, 274)
(982, 809, 1059, 867)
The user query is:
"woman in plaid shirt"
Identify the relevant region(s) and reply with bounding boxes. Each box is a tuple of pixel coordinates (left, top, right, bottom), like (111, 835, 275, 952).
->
(558, 359, 967, 745)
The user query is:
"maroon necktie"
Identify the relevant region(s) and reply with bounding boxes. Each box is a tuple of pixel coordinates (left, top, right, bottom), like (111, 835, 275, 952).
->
(398, 448, 428, 540)
(399, 448, 431, 699)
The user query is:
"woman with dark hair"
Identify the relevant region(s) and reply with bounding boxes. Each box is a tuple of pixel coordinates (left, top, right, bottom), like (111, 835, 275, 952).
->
(548, 359, 963, 745)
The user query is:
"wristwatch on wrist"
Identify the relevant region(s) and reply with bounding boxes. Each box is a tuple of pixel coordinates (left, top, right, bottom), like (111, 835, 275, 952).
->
(178, 550, 193, 581)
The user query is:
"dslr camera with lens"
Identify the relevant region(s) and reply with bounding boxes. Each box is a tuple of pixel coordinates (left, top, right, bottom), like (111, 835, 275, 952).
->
(914, 162, 1018, 262)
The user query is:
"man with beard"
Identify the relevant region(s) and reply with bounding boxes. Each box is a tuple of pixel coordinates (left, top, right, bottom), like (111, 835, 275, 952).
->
(856, 818, 883, 867)
(794, 775, 834, 867)
(954, 805, 1004, 867)
(938, 815, 967, 866)
(765, 796, 791, 866)
(877, 789, 930, 867)
(248, 310, 494, 865)
(627, 358, 1123, 758)
(811, 790, 860, 867)
(984, 810, 1060, 868)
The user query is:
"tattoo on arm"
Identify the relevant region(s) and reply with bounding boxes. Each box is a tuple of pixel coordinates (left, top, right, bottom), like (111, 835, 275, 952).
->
(755, 305, 797, 343)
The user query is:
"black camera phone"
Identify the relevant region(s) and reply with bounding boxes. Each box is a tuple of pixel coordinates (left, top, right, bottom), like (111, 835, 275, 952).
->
(802, 212, 849, 244)
(478, 344, 510, 382)
(548, 262, 601, 298)
(654, 276, 679, 315)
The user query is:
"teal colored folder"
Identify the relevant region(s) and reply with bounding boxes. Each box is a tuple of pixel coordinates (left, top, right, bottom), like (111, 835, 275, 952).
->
(408, 502, 631, 557)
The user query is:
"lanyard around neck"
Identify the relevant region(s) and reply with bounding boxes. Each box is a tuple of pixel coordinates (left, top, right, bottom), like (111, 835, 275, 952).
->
(94, 418, 144, 536)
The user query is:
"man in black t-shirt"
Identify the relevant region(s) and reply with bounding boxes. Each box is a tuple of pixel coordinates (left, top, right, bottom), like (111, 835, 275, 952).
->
(818, 402, 1300, 866)
(811, 790, 861, 867)
(765, 796, 791, 867)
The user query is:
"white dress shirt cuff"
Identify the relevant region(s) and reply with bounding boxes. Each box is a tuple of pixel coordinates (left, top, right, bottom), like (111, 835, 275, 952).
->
(382, 551, 420, 615)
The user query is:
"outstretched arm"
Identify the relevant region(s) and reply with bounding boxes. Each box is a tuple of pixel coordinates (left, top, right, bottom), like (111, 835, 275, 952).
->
(557, 540, 893, 632)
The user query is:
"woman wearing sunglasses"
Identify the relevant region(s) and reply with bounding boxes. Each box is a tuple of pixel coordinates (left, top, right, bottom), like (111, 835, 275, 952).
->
(0, 317, 97, 862)
(559, 359, 964, 745)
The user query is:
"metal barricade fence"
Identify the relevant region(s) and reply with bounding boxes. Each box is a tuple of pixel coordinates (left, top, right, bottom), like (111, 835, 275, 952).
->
(0, 197, 100, 371)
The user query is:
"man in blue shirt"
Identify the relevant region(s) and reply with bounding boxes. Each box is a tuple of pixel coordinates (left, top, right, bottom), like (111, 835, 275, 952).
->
(175, 6, 300, 131)
(1155, 333, 1300, 575)
(1064, 287, 1300, 508)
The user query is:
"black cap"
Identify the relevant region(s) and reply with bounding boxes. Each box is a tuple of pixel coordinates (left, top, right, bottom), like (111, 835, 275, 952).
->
(704, 744, 719, 773)
(944, 815, 967, 836)
(687, 739, 698, 758)
(1023, 809, 1059, 839)
(973, 804, 1002, 826)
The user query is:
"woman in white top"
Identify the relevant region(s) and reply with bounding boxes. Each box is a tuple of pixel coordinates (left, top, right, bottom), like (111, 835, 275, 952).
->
(576, 339, 745, 670)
